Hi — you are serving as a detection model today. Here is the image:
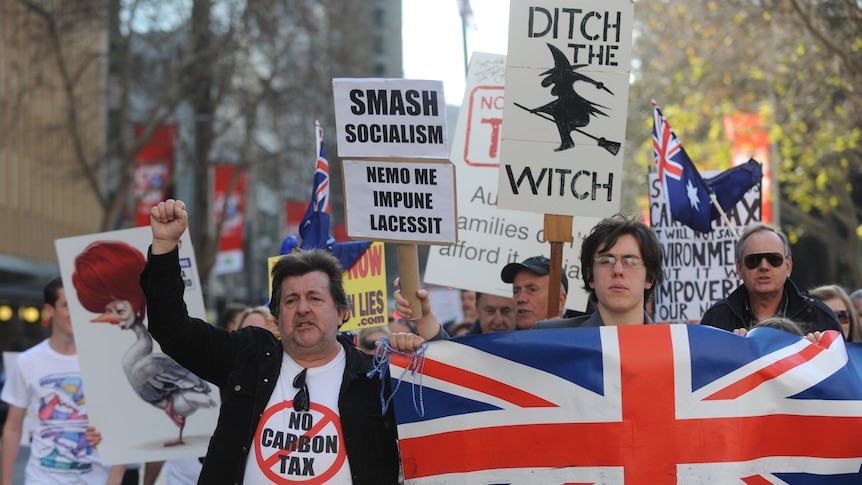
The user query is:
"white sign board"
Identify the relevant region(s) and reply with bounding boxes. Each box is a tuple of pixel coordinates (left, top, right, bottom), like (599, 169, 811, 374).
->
(342, 159, 457, 244)
(498, 0, 634, 217)
(55, 227, 217, 465)
(649, 172, 762, 323)
(332, 78, 449, 159)
(423, 52, 598, 312)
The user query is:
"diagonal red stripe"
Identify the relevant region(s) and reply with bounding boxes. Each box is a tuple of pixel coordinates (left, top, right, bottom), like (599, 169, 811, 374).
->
(391, 353, 557, 408)
(705, 344, 825, 400)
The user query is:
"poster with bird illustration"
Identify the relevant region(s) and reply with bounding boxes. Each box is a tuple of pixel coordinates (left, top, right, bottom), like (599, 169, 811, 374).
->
(56, 226, 218, 465)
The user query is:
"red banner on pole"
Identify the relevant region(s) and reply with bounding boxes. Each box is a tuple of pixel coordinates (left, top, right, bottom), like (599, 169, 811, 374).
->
(723, 113, 772, 224)
(213, 165, 248, 275)
(133, 125, 177, 227)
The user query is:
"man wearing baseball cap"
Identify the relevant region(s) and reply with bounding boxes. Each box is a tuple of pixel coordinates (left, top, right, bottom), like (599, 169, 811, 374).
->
(392, 255, 568, 339)
(500, 255, 568, 329)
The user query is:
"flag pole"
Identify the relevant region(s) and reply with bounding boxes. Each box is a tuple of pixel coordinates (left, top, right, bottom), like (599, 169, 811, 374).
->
(707, 193, 739, 241)
(691, 165, 740, 242)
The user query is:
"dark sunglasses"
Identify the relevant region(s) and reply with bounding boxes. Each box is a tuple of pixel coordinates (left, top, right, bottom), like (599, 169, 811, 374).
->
(835, 310, 851, 323)
(293, 368, 310, 412)
(742, 252, 785, 269)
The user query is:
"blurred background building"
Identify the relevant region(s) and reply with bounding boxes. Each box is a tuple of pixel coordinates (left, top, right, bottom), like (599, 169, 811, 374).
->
(0, 0, 404, 352)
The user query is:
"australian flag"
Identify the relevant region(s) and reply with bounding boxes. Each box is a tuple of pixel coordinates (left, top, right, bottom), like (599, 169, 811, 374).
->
(389, 325, 862, 484)
(288, 121, 370, 270)
(705, 158, 763, 220)
(652, 101, 762, 234)
(299, 121, 334, 250)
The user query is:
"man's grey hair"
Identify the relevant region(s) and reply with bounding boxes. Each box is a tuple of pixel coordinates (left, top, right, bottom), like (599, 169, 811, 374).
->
(735, 223, 792, 261)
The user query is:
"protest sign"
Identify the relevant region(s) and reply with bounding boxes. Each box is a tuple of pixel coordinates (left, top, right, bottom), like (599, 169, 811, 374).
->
(55, 227, 216, 465)
(332, 78, 448, 159)
(424, 51, 597, 311)
(342, 159, 457, 244)
(497, 0, 634, 217)
(333, 78, 456, 317)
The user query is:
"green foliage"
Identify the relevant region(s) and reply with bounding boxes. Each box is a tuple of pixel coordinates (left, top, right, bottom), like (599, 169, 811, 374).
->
(627, 0, 862, 286)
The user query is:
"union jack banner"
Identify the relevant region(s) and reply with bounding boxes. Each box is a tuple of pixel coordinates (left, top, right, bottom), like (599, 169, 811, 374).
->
(389, 324, 862, 484)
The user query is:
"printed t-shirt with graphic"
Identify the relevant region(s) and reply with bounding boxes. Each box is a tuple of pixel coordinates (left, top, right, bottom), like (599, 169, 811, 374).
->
(243, 347, 353, 484)
(1, 339, 110, 484)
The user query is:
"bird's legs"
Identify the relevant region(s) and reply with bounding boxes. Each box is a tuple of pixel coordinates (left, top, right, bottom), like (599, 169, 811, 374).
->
(162, 396, 186, 447)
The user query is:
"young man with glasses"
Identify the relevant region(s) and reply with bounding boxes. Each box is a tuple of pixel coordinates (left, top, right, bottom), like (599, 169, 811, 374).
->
(142, 200, 409, 484)
(700, 223, 842, 335)
(533, 214, 664, 328)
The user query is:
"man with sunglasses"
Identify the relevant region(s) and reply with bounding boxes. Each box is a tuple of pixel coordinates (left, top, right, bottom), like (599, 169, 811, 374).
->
(533, 214, 664, 328)
(142, 200, 408, 484)
(700, 223, 842, 335)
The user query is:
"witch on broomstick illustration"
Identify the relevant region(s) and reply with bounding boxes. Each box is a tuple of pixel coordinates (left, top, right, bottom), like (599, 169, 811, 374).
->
(515, 43, 621, 155)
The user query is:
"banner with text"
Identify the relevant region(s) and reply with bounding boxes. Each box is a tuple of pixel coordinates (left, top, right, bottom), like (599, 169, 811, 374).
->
(497, 0, 634, 217)
(649, 172, 762, 323)
(332, 78, 449, 159)
(424, 52, 597, 311)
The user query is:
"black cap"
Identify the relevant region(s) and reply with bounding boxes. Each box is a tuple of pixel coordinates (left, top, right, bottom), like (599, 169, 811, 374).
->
(500, 255, 568, 292)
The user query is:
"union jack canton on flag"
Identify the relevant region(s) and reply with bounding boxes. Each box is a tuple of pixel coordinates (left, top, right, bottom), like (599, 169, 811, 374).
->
(389, 324, 862, 484)
(652, 101, 713, 234)
(299, 121, 335, 250)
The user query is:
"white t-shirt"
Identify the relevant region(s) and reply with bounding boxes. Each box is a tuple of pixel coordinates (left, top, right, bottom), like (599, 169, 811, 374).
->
(1, 340, 110, 484)
(163, 457, 202, 485)
(243, 348, 353, 484)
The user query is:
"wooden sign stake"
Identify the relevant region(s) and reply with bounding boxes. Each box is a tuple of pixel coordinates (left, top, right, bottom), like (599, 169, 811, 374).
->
(544, 214, 573, 319)
(397, 243, 423, 319)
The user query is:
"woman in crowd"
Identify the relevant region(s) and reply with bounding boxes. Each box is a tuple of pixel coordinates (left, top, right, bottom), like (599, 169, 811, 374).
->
(808, 284, 861, 342)
(237, 305, 280, 339)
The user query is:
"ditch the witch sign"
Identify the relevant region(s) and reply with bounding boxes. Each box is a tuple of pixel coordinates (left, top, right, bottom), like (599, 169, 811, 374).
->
(498, 0, 634, 217)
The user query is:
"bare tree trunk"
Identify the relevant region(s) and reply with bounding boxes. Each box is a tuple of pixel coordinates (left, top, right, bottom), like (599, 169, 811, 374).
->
(190, 0, 216, 282)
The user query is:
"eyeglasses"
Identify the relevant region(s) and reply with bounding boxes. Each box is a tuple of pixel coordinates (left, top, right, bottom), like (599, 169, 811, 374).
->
(293, 368, 310, 412)
(835, 310, 851, 323)
(742, 252, 785, 269)
(593, 255, 643, 269)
